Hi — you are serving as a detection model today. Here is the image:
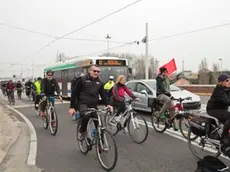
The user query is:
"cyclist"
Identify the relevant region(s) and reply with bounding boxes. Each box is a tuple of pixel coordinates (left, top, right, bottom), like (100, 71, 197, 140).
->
(111, 75, 138, 121)
(104, 76, 115, 99)
(69, 65, 113, 140)
(6, 80, 15, 104)
(40, 70, 61, 119)
(16, 80, 23, 99)
(1, 81, 7, 96)
(206, 73, 230, 156)
(25, 79, 34, 99)
(34, 77, 42, 110)
(156, 67, 180, 130)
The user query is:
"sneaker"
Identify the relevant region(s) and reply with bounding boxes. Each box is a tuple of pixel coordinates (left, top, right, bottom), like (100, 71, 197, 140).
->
(78, 131, 87, 141)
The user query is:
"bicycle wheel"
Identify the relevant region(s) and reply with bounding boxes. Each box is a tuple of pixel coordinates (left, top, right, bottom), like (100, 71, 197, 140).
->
(96, 129, 117, 171)
(76, 120, 89, 154)
(187, 129, 221, 159)
(151, 111, 167, 133)
(48, 107, 58, 136)
(179, 114, 198, 141)
(127, 112, 148, 144)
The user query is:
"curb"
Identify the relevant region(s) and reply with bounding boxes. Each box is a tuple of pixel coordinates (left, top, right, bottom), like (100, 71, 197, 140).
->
(6, 105, 37, 166)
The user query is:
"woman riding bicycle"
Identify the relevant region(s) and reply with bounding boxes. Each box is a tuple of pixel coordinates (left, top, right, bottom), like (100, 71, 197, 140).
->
(111, 75, 138, 121)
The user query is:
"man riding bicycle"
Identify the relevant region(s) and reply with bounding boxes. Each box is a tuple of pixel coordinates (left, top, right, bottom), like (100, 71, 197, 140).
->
(40, 70, 61, 118)
(16, 80, 23, 99)
(69, 65, 113, 140)
(156, 67, 180, 130)
(6, 80, 15, 104)
(207, 73, 230, 156)
(34, 77, 42, 110)
(25, 79, 34, 99)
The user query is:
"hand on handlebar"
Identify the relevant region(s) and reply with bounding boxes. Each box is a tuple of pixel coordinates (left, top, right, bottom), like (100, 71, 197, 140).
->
(106, 105, 113, 113)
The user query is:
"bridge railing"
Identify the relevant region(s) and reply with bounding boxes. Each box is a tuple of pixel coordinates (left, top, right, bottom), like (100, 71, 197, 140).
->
(179, 84, 215, 96)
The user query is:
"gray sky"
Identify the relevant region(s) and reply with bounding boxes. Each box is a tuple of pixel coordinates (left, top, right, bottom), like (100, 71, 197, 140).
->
(1, 0, 230, 78)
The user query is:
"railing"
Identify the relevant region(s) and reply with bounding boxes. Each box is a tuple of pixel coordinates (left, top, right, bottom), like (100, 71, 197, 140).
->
(179, 84, 215, 96)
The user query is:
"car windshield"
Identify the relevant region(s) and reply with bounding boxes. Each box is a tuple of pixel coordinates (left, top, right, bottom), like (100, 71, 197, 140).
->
(144, 80, 181, 92)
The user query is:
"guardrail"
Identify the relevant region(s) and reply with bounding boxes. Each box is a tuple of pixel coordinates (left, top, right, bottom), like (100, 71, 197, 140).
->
(179, 84, 215, 96)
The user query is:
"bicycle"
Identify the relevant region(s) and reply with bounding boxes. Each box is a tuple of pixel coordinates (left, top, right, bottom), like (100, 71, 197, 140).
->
(42, 95, 62, 136)
(151, 96, 198, 140)
(104, 99, 149, 144)
(7, 89, 15, 105)
(76, 107, 118, 171)
(17, 88, 22, 100)
(187, 113, 226, 159)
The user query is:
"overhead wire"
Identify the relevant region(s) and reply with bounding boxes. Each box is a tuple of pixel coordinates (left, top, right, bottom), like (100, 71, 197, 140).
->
(148, 22, 230, 42)
(0, 23, 128, 43)
(18, 0, 143, 63)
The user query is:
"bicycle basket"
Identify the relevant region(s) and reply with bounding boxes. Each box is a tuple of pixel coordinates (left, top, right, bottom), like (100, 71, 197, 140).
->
(48, 96, 55, 103)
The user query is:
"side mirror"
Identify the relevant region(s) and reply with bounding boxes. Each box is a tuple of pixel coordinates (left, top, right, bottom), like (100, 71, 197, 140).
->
(140, 90, 148, 96)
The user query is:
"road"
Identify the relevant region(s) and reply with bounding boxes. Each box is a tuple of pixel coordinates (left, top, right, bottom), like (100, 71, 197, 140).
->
(4, 95, 230, 171)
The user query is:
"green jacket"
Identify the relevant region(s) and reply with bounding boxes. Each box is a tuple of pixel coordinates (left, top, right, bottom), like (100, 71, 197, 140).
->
(156, 74, 177, 96)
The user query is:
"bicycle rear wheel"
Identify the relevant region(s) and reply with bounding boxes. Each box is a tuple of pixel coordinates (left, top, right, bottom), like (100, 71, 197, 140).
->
(127, 112, 148, 144)
(48, 107, 58, 136)
(96, 129, 117, 171)
(76, 120, 89, 154)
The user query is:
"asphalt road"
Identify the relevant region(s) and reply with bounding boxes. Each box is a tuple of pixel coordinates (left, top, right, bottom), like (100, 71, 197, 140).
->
(8, 95, 229, 172)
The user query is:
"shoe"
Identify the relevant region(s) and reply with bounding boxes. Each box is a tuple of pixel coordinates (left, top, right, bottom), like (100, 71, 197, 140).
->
(78, 131, 87, 141)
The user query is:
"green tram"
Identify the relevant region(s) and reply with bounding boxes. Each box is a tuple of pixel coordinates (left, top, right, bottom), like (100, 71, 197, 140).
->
(43, 56, 132, 98)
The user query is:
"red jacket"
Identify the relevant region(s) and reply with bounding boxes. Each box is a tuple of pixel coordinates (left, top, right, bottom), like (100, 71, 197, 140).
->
(7, 82, 15, 90)
(112, 83, 136, 102)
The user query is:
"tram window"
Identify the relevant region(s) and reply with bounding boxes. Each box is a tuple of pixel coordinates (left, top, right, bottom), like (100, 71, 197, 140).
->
(68, 69, 75, 80)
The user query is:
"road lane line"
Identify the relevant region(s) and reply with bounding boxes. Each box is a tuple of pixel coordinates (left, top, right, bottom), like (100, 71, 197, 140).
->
(136, 119, 229, 160)
(6, 105, 37, 166)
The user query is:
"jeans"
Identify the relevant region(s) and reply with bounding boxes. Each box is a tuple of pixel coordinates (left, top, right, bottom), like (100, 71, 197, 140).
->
(79, 104, 98, 133)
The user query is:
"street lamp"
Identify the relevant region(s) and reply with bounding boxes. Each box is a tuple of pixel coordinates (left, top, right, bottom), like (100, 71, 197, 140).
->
(219, 58, 222, 73)
(105, 34, 111, 53)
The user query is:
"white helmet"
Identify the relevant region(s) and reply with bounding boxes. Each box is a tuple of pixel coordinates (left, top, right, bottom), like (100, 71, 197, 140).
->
(109, 76, 114, 80)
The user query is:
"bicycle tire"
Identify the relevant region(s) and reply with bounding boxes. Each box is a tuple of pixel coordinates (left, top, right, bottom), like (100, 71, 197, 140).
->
(49, 107, 58, 136)
(187, 129, 221, 159)
(76, 120, 89, 155)
(151, 111, 167, 133)
(127, 113, 148, 144)
(96, 129, 118, 171)
(43, 109, 49, 129)
(179, 115, 198, 141)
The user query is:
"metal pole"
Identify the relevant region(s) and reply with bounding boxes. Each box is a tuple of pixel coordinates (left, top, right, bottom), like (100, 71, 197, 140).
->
(219, 58, 222, 73)
(145, 23, 149, 79)
(105, 34, 111, 54)
(182, 60, 184, 72)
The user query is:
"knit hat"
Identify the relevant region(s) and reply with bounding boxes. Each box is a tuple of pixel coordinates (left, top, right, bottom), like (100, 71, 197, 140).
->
(218, 73, 230, 82)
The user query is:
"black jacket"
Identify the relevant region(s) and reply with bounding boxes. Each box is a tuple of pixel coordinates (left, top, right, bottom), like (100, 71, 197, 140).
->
(70, 74, 108, 108)
(207, 84, 230, 111)
(41, 78, 60, 96)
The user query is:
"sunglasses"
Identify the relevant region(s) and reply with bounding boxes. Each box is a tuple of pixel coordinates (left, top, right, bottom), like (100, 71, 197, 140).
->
(225, 79, 230, 82)
(92, 70, 100, 73)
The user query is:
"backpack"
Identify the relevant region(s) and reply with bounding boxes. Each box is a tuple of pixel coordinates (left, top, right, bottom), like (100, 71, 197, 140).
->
(71, 77, 81, 90)
(195, 156, 230, 172)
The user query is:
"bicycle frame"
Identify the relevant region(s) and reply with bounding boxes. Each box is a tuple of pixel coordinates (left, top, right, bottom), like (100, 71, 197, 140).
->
(86, 109, 109, 149)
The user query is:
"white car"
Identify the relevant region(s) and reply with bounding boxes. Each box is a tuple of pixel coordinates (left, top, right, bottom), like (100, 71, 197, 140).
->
(126, 79, 201, 113)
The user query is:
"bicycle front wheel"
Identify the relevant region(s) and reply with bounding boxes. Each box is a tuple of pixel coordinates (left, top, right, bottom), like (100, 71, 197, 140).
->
(96, 129, 118, 171)
(76, 120, 89, 155)
(48, 107, 58, 136)
(127, 112, 148, 144)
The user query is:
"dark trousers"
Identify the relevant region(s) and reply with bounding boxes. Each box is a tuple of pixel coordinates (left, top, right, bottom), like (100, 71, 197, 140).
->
(207, 109, 230, 138)
(113, 101, 126, 116)
(34, 95, 41, 109)
(79, 104, 98, 133)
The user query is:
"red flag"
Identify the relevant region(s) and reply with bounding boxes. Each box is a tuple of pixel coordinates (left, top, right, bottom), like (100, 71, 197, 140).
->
(159, 58, 177, 75)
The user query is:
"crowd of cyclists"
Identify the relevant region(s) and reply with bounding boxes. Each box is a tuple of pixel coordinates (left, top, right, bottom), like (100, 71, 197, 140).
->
(1, 65, 230, 171)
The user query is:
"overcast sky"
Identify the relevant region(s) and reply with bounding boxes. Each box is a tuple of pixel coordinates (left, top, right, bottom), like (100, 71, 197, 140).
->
(1, 0, 230, 78)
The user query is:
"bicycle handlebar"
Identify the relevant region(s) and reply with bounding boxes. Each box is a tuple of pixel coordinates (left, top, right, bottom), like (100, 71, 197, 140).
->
(125, 99, 137, 104)
(171, 97, 192, 103)
(86, 107, 110, 114)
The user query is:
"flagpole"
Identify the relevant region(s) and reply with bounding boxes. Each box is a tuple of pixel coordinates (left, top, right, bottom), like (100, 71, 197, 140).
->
(145, 23, 149, 79)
